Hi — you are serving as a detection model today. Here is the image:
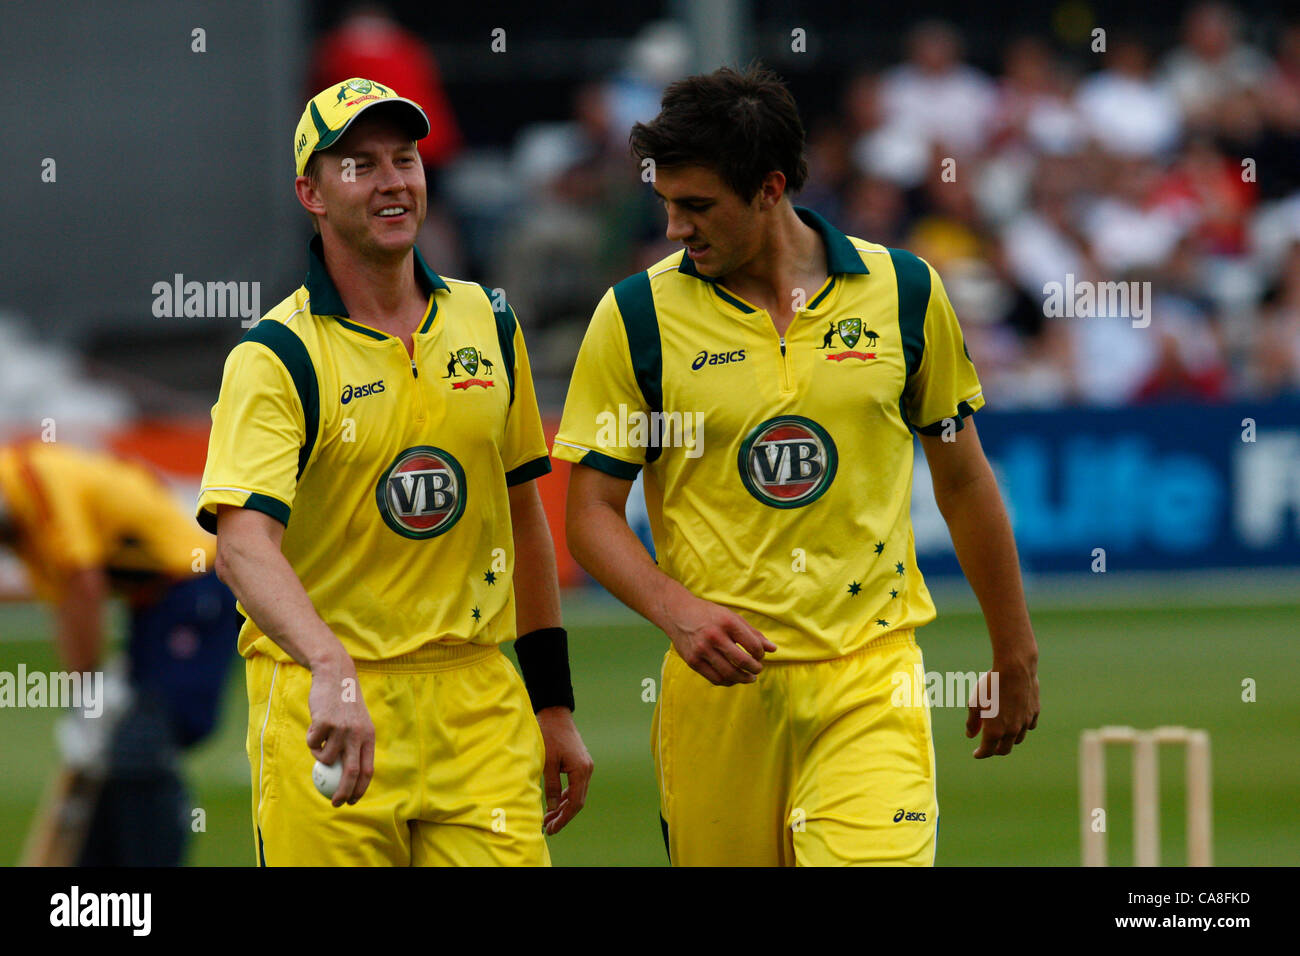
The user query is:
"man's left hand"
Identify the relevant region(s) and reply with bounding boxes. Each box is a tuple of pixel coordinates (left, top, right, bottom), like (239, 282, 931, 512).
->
(966, 652, 1039, 758)
(536, 706, 594, 834)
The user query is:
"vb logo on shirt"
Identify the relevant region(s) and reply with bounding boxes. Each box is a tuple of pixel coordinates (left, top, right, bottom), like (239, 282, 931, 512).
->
(737, 416, 837, 508)
(376, 446, 466, 538)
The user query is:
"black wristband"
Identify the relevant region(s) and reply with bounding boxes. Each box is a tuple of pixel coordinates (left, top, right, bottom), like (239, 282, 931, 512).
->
(513, 627, 575, 714)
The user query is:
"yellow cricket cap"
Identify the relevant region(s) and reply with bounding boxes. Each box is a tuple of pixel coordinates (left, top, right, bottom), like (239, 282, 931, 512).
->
(294, 77, 430, 176)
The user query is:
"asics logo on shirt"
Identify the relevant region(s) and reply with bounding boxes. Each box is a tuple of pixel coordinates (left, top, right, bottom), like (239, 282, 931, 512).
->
(341, 380, 385, 404)
(691, 349, 746, 370)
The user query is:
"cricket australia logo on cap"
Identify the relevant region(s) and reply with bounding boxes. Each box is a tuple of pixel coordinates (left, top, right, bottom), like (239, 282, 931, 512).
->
(376, 445, 466, 538)
(737, 416, 838, 508)
(336, 78, 389, 105)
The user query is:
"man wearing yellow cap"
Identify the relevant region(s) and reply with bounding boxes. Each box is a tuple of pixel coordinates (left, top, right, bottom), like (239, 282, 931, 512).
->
(198, 78, 591, 866)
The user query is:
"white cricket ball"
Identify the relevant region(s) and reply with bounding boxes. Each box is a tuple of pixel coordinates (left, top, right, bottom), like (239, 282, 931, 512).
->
(312, 759, 342, 798)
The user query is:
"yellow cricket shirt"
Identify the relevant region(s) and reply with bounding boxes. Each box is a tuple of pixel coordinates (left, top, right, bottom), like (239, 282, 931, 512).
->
(197, 238, 550, 662)
(0, 441, 212, 603)
(554, 207, 983, 661)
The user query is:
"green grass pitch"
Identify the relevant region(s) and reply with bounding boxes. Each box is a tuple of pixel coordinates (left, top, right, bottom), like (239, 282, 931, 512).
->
(1, 595, 1296, 866)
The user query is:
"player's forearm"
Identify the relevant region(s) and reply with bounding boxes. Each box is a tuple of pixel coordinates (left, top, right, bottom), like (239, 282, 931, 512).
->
(508, 481, 575, 713)
(509, 483, 562, 633)
(934, 470, 1037, 663)
(567, 498, 694, 634)
(54, 568, 108, 673)
(215, 531, 348, 672)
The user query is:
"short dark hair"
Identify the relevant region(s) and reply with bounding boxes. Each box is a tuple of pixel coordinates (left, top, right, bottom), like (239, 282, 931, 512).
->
(630, 64, 809, 202)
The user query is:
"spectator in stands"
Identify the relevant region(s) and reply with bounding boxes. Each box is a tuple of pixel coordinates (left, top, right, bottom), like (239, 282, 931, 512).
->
(495, 81, 649, 374)
(1162, 2, 1271, 134)
(309, 4, 461, 169)
(904, 167, 987, 274)
(1150, 135, 1257, 257)
(1001, 158, 1102, 298)
(1134, 237, 1231, 402)
(847, 70, 931, 191)
(1082, 155, 1186, 273)
(1252, 22, 1300, 200)
(1076, 34, 1182, 157)
(877, 20, 998, 159)
(989, 36, 1087, 159)
(1251, 239, 1300, 396)
(840, 174, 908, 250)
(798, 118, 855, 226)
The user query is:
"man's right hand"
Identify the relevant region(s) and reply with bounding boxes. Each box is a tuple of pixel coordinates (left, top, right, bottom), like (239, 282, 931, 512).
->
(661, 593, 776, 686)
(564, 466, 775, 686)
(215, 507, 377, 807)
(305, 651, 375, 807)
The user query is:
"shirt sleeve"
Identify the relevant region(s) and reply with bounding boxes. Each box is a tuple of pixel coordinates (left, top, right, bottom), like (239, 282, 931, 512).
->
(902, 262, 985, 435)
(197, 334, 309, 532)
(551, 286, 651, 480)
(500, 309, 552, 486)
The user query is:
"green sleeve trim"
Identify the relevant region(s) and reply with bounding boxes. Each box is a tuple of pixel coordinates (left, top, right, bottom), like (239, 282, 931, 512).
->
(481, 284, 518, 405)
(611, 272, 664, 464)
(200, 492, 292, 533)
(505, 456, 552, 486)
(578, 449, 642, 480)
(243, 493, 292, 527)
(197, 507, 218, 534)
(239, 321, 320, 481)
(889, 248, 931, 381)
(913, 399, 979, 436)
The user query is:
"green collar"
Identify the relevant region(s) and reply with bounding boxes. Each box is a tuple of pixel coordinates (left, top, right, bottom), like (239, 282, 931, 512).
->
(304, 235, 449, 318)
(677, 205, 870, 281)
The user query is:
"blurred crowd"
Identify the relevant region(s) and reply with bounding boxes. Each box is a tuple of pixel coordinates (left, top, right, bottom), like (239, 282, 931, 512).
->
(312, 3, 1300, 409)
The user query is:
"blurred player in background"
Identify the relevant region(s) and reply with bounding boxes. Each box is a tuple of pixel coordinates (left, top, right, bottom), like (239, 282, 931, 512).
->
(556, 65, 1039, 866)
(199, 78, 590, 866)
(0, 440, 238, 865)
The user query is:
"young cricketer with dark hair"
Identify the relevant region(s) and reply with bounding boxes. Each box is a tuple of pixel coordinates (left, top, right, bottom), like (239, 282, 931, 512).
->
(554, 65, 1039, 866)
